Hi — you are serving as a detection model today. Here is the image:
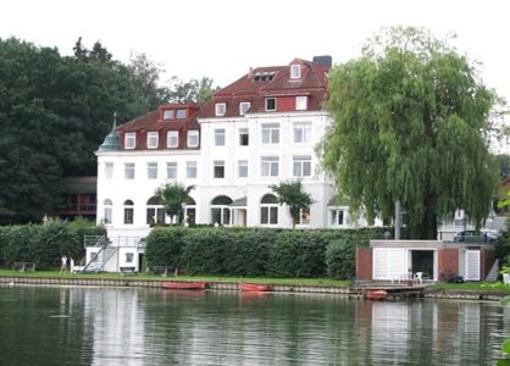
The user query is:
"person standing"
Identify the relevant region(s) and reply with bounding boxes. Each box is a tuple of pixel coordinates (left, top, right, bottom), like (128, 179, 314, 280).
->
(60, 255, 68, 274)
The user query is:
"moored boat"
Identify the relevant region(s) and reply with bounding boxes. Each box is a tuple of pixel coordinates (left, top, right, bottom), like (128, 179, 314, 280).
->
(161, 281, 207, 290)
(365, 290, 388, 300)
(239, 283, 272, 292)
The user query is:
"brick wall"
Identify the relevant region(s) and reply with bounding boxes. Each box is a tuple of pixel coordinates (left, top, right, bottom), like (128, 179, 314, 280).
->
(356, 247, 373, 280)
(480, 249, 496, 280)
(438, 248, 459, 281)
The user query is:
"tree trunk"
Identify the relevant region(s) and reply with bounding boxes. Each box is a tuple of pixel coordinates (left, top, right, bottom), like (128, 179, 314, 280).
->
(421, 210, 438, 240)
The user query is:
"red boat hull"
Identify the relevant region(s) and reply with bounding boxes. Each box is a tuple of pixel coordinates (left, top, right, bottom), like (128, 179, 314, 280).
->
(161, 281, 207, 290)
(239, 283, 272, 292)
(365, 290, 388, 300)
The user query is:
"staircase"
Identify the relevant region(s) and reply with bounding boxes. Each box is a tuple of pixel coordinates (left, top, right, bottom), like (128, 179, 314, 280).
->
(81, 235, 118, 273)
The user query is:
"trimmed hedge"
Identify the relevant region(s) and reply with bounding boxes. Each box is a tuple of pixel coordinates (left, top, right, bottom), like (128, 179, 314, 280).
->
(0, 219, 105, 269)
(146, 227, 390, 279)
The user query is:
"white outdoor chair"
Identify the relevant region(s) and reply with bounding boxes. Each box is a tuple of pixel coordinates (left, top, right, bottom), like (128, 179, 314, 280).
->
(413, 272, 423, 284)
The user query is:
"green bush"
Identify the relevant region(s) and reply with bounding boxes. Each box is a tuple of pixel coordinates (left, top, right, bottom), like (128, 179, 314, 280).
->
(267, 230, 328, 277)
(0, 218, 105, 269)
(145, 227, 188, 269)
(144, 226, 389, 279)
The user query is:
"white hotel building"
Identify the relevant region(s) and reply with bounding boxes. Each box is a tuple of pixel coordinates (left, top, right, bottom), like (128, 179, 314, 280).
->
(92, 57, 377, 271)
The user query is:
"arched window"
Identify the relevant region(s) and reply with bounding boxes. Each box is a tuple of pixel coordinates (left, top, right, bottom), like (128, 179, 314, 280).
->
(124, 199, 134, 225)
(260, 194, 278, 225)
(184, 196, 196, 226)
(210, 195, 232, 225)
(146, 196, 165, 225)
(104, 199, 112, 224)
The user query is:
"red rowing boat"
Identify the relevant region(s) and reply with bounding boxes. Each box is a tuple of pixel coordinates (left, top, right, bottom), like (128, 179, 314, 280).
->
(161, 281, 207, 290)
(365, 290, 388, 301)
(239, 283, 272, 292)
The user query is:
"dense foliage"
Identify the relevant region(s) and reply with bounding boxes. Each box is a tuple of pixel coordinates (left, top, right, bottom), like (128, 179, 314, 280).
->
(0, 37, 218, 224)
(0, 219, 104, 269)
(322, 26, 500, 239)
(145, 227, 389, 278)
(156, 183, 195, 224)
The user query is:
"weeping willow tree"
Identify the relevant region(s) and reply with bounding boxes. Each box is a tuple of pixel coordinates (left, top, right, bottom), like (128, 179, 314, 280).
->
(321, 26, 500, 239)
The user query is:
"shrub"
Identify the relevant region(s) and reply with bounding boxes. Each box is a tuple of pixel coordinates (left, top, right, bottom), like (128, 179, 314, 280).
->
(268, 230, 328, 277)
(144, 226, 389, 279)
(0, 219, 104, 269)
(145, 227, 188, 269)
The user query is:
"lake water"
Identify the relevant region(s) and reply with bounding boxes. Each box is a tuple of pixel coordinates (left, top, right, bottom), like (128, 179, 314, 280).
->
(0, 286, 508, 365)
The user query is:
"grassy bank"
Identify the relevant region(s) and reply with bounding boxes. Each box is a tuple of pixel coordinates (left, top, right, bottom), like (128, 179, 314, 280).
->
(0, 269, 350, 287)
(430, 282, 510, 293)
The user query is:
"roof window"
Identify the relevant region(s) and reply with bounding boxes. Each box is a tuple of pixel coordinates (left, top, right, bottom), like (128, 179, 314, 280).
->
(254, 71, 275, 82)
(163, 109, 175, 120)
(176, 109, 186, 119)
(290, 64, 301, 79)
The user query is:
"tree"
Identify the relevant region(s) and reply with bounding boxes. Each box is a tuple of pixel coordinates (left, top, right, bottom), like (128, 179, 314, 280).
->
(270, 180, 312, 228)
(321, 26, 500, 239)
(0, 37, 167, 223)
(156, 183, 194, 224)
(168, 76, 218, 103)
(495, 154, 510, 180)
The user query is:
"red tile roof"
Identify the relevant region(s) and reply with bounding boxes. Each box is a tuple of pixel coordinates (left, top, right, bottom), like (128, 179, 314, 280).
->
(115, 58, 330, 150)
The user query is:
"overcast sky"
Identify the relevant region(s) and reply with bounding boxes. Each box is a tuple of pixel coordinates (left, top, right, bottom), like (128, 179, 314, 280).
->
(1, 0, 510, 133)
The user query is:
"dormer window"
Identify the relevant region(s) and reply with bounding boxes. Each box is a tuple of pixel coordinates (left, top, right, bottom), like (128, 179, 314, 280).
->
(290, 64, 301, 79)
(296, 96, 307, 111)
(124, 132, 136, 149)
(146, 131, 159, 149)
(239, 102, 251, 115)
(176, 109, 186, 119)
(265, 98, 276, 112)
(163, 109, 175, 120)
(215, 103, 226, 117)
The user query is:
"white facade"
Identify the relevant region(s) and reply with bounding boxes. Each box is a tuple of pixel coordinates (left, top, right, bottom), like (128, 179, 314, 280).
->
(96, 110, 365, 242)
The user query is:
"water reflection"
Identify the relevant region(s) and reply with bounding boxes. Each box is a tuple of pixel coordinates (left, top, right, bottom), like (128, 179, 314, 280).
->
(0, 286, 507, 365)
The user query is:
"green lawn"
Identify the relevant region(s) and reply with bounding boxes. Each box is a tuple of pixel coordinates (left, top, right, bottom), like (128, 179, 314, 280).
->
(430, 282, 510, 293)
(0, 269, 350, 287)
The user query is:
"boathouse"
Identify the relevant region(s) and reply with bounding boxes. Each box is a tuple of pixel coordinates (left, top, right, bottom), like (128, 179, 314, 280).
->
(356, 240, 497, 282)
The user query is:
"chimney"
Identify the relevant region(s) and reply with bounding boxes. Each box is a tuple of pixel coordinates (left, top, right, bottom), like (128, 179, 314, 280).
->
(248, 67, 254, 78)
(312, 55, 332, 68)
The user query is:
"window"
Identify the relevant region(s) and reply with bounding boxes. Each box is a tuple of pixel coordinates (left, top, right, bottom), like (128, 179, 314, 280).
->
(167, 162, 177, 179)
(238, 160, 248, 178)
(214, 129, 225, 146)
(261, 123, 279, 144)
(176, 109, 186, 119)
(239, 102, 251, 115)
(104, 199, 112, 224)
(211, 195, 233, 225)
(184, 196, 196, 225)
(147, 131, 159, 149)
(260, 194, 278, 225)
(290, 64, 301, 79)
(105, 162, 114, 179)
(187, 130, 199, 147)
(239, 128, 249, 146)
(330, 208, 346, 226)
(215, 103, 226, 116)
(186, 161, 197, 178)
(167, 131, 179, 148)
(125, 253, 134, 263)
(265, 98, 276, 111)
(296, 96, 307, 110)
(261, 156, 279, 177)
(294, 207, 311, 226)
(293, 122, 312, 143)
(293, 155, 312, 177)
(123, 200, 134, 225)
(124, 132, 136, 149)
(124, 163, 135, 180)
(146, 196, 165, 225)
(147, 162, 158, 179)
(214, 160, 225, 178)
(163, 109, 175, 120)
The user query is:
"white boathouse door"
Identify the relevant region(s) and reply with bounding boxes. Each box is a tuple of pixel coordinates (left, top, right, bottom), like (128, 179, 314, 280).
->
(465, 250, 481, 281)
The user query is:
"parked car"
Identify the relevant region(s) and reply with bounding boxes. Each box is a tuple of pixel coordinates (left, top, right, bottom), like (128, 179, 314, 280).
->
(453, 230, 500, 243)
